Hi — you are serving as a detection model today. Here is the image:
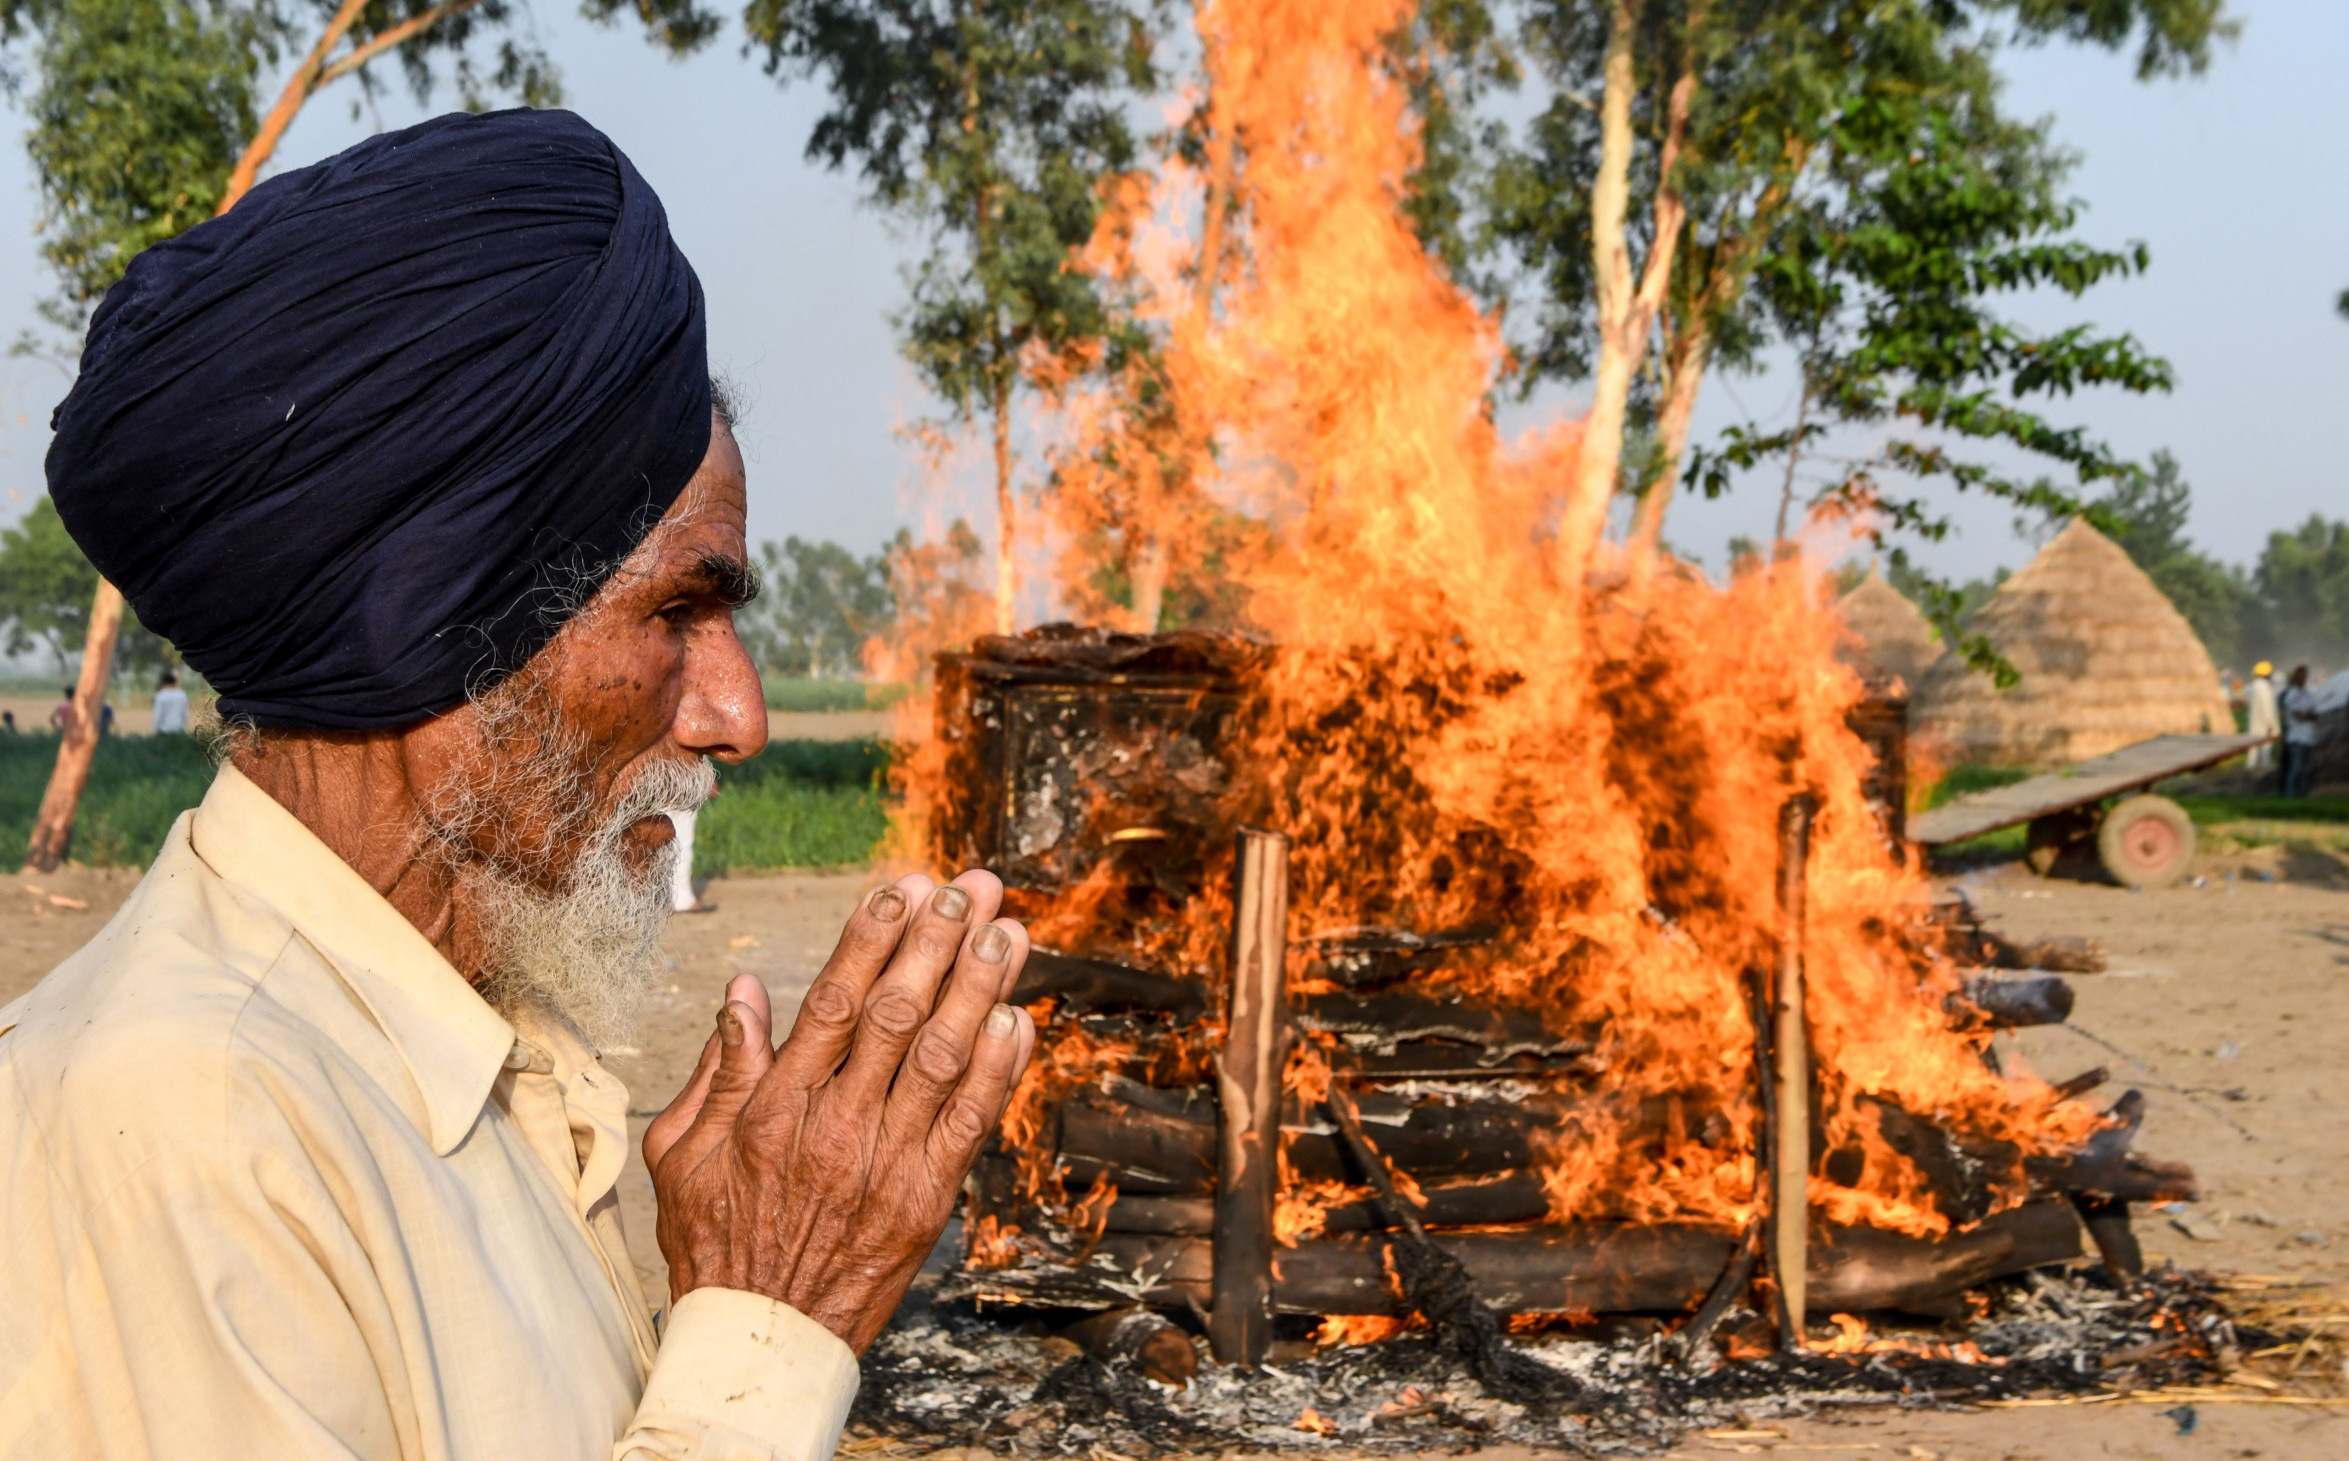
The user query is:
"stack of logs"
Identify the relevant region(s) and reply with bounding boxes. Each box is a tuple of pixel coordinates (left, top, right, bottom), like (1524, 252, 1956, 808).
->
(937, 627, 2198, 1361)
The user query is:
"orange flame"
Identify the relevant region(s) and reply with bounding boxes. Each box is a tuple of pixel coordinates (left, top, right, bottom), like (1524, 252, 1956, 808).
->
(892, 0, 2104, 1258)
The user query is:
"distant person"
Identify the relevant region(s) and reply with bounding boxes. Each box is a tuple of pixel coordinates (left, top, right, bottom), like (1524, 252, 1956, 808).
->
(152, 671, 190, 735)
(99, 701, 115, 737)
(2, 711, 17, 734)
(670, 802, 713, 913)
(2246, 660, 2280, 771)
(49, 686, 75, 736)
(2279, 664, 2321, 798)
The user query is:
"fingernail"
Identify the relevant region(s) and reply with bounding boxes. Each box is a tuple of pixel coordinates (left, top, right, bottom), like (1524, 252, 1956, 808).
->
(933, 885, 973, 922)
(985, 1004, 1016, 1040)
(717, 1005, 743, 1048)
(971, 924, 1010, 964)
(869, 887, 907, 922)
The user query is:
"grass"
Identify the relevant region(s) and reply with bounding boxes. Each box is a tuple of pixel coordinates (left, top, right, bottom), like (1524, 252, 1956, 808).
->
(1920, 764, 2349, 868)
(699, 736, 896, 872)
(0, 733, 896, 873)
(762, 677, 910, 713)
(0, 733, 217, 868)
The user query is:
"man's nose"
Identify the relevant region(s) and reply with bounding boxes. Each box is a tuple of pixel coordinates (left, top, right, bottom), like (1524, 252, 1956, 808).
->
(674, 620, 769, 763)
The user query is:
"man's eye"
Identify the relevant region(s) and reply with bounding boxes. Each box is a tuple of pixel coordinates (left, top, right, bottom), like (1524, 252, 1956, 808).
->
(657, 601, 693, 626)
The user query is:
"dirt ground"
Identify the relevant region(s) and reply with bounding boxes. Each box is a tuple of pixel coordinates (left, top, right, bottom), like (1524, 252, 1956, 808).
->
(5, 836, 2347, 1456)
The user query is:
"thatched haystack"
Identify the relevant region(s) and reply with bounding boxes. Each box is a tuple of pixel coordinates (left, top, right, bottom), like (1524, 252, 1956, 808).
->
(1835, 571, 1942, 695)
(1912, 519, 2233, 767)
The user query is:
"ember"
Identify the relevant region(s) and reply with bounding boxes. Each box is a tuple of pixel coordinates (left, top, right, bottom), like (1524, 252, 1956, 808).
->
(881, 0, 2200, 1410)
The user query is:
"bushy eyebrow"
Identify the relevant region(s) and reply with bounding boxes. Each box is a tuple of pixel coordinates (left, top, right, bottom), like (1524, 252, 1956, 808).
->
(679, 552, 760, 608)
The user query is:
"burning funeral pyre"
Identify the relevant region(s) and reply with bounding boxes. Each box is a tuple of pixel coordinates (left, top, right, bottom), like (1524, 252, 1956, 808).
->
(857, 0, 2224, 1442)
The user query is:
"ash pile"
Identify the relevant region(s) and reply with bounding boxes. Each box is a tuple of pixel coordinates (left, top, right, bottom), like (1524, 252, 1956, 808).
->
(852, 1263, 2243, 1454)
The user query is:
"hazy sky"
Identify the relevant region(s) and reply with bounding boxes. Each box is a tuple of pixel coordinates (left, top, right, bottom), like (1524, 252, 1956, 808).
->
(0, 0, 2340, 591)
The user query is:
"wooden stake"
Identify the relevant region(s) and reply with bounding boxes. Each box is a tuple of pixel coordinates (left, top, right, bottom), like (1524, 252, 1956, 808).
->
(1210, 827, 1288, 1366)
(1771, 793, 1816, 1349)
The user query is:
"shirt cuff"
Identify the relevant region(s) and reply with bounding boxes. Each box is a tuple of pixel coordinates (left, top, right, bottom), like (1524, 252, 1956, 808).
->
(618, 1288, 860, 1461)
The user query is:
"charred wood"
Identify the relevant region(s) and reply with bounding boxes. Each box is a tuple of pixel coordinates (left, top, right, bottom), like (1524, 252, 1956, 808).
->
(1805, 1199, 2082, 1319)
(1060, 1096, 1217, 1195)
(1322, 1172, 1553, 1233)
(2051, 1066, 2111, 1101)
(2029, 1090, 2202, 1204)
(946, 1206, 2077, 1320)
(1675, 1216, 1763, 1366)
(1321, 1081, 1556, 1401)
(1953, 973, 2076, 1029)
(1328, 1043, 1596, 1080)
(2072, 1193, 2144, 1278)
(1014, 950, 1208, 1021)
(1294, 990, 1577, 1056)
(1305, 924, 1501, 990)
(1061, 1308, 1199, 1387)
(1064, 1091, 1559, 1196)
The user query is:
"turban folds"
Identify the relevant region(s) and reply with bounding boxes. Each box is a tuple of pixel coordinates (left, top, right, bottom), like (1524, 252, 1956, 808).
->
(47, 108, 711, 730)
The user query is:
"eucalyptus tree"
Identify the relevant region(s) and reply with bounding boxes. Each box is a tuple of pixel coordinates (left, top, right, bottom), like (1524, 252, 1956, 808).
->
(743, 0, 1156, 635)
(1481, 0, 2231, 589)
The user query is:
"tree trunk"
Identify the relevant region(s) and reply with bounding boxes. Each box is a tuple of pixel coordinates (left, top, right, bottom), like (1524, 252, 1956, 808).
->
(1129, 535, 1168, 634)
(1625, 320, 1711, 563)
(992, 372, 1016, 637)
(1554, 0, 1694, 602)
(23, 582, 125, 872)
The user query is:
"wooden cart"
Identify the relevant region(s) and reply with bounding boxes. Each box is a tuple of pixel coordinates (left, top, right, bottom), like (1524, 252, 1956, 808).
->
(1907, 732, 2271, 888)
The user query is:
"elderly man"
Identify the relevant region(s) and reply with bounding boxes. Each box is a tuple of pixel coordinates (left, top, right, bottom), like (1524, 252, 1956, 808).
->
(0, 110, 1035, 1460)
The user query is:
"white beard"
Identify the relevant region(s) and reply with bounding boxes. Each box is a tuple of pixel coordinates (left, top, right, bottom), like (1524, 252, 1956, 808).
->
(467, 754, 716, 1048)
(430, 668, 718, 1050)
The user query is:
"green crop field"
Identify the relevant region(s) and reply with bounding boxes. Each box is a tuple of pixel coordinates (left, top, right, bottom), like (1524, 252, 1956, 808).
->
(0, 733, 895, 873)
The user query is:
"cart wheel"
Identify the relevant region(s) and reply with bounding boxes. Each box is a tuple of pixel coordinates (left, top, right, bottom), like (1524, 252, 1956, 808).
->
(2096, 795, 2196, 889)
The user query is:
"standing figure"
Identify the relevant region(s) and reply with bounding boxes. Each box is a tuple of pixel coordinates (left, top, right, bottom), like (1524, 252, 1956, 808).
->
(2245, 660, 2280, 772)
(2279, 665, 2321, 798)
(153, 671, 191, 734)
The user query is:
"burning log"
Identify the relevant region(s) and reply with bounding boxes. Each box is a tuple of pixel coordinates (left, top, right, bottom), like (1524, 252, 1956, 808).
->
(1062, 1089, 1559, 1196)
(1954, 973, 2076, 1029)
(1013, 950, 1209, 1021)
(2030, 1090, 2201, 1204)
(1306, 924, 1502, 989)
(949, 1204, 2080, 1320)
(1295, 990, 1579, 1056)
(1210, 828, 1289, 1366)
(1769, 794, 1816, 1348)
(1328, 1044, 1595, 1080)
(1805, 1199, 2082, 1319)
(2051, 1066, 2110, 1101)
(1323, 1172, 1552, 1232)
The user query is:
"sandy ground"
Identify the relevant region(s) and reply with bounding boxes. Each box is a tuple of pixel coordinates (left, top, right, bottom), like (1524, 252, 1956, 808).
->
(5, 836, 2348, 1455)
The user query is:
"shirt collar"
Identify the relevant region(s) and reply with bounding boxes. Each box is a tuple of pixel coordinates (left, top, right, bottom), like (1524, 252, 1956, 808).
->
(191, 763, 514, 1155)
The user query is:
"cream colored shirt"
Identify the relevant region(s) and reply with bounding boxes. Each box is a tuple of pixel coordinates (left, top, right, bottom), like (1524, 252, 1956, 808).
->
(0, 765, 861, 1460)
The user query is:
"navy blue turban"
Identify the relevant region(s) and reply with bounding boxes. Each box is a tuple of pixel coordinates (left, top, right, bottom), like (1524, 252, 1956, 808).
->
(46, 108, 711, 730)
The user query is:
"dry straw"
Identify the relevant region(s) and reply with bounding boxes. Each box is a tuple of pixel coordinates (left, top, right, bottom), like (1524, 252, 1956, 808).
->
(1835, 570, 1941, 696)
(1909, 519, 2233, 768)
